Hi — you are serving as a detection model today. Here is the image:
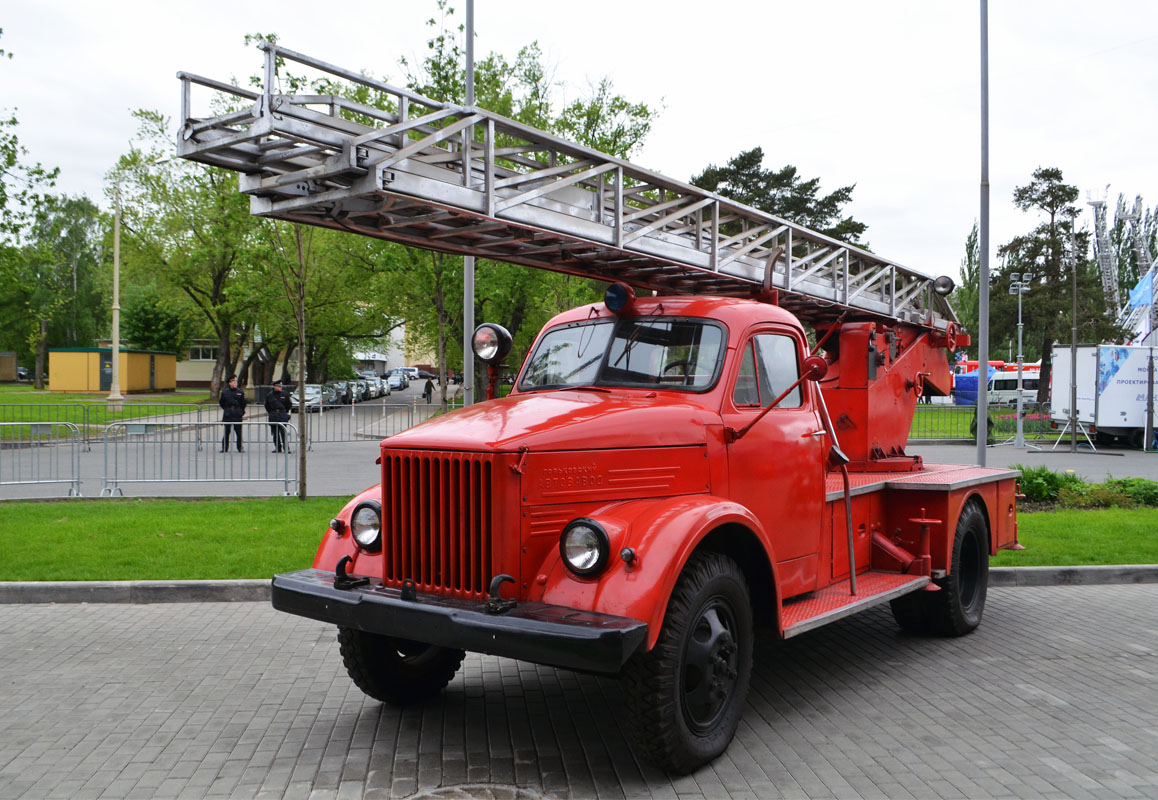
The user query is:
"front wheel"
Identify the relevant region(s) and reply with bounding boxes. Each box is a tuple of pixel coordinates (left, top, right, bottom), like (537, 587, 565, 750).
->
(622, 552, 753, 774)
(337, 628, 465, 705)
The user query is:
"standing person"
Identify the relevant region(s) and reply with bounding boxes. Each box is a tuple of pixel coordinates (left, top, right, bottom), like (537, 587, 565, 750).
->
(422, 378, 434, 404)
(265, 379, 292, 453)
(219, 375, 248, 452)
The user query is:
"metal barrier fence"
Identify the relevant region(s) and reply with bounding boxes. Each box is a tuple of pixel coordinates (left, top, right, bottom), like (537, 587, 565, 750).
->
(297, 401, 447, 446)
(909, 402, 1057, 441)
(0, 421, 83, 496)
(0, 403, 207, 449)
(101, 421, 299, 497)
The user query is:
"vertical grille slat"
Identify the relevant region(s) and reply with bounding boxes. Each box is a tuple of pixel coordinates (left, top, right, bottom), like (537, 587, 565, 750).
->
(380, 450, 496, 600)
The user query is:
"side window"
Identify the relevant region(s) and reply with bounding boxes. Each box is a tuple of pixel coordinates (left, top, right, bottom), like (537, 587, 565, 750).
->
(732, 333, 802, 408)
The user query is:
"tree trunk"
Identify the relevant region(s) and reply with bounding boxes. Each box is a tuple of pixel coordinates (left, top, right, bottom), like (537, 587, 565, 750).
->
(34, 319, 49, 390)
(1037, 339, 1053, 405)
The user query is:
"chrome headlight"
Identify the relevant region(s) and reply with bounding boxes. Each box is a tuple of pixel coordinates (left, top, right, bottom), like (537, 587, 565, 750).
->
(472, 323, 513, 363)
(351, 502, 382, 552)
(559, 518, 610, 577)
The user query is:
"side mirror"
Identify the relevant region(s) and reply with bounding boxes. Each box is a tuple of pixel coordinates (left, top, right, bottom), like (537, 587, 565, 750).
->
(803, 354, 828, 381)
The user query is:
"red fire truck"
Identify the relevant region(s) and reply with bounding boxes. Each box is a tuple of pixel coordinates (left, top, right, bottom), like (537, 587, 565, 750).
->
(177, 44, 1022, 773)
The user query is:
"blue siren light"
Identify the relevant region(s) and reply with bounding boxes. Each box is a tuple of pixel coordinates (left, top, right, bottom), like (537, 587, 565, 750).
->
(604, 282, 636, 313)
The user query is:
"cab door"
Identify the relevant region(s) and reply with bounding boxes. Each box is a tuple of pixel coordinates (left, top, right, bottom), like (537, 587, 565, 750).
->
(723, 329, 826, 598)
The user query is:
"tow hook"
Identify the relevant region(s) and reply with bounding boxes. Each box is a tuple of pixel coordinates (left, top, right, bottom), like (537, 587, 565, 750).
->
(484, 574, 517, 614)
(333, 556, 369, 590)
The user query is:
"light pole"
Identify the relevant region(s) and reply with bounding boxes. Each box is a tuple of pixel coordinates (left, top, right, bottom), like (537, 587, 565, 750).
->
(1008, 272, 1032, 446)
(107, 189, 124, 410)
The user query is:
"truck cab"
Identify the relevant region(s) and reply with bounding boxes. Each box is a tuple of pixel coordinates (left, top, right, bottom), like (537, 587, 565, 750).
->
(272, 286, 1021, 773)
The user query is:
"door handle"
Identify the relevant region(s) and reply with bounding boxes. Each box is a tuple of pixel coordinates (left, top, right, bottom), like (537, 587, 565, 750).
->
(804, 430, 828, 437)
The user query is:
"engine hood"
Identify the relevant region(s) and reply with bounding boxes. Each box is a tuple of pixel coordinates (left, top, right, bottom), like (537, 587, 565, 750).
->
(384, 390, 714, 452)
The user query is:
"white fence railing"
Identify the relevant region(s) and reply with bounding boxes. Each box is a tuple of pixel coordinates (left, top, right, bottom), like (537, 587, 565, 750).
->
(101, 421, 299, 497)
(0, 422, 83, 497)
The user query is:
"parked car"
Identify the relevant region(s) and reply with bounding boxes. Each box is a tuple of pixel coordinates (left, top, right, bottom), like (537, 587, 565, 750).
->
(290, 383, 334, 413)
(415, 369, 437, 380)
(329, 379, 351, 404)
(351, 379, 368, 402)
(16, 366, 30, 381)
(364, 376, 385, 398)
(386, 372, 407, 391)
(387, 369, 410, 390)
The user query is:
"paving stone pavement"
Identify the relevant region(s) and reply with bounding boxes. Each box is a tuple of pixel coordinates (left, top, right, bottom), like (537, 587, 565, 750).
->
(1, 585, 1156, 800)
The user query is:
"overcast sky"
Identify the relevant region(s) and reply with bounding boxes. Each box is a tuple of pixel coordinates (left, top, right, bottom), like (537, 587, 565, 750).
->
(4, 0, 1158, 280)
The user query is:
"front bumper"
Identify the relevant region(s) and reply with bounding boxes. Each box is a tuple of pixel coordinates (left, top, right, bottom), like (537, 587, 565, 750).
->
(271, 568, 648, 675)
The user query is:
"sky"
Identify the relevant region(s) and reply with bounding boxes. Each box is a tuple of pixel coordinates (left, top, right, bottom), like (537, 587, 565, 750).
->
(4, 0, 1158, 282)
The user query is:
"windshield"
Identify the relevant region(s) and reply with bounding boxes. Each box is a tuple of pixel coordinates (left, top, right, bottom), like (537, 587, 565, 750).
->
(519, 317, 725, 391)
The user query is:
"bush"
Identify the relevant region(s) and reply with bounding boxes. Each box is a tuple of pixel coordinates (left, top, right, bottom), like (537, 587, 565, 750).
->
(1103, 477, 1158, 507)
(1057, 484, 1137, 509)
(1013, 463, 1084, 503)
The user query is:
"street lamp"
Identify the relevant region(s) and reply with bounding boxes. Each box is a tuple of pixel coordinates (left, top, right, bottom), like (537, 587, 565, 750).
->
(1008, 272, 1032, 446)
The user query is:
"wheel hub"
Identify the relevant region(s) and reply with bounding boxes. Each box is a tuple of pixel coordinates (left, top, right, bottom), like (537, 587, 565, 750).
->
(682, 601, 740, 732)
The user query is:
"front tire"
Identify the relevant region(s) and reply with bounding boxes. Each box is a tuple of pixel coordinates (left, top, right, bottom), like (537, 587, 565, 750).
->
(622, 552, 753, 774)
(337, 628, 465, 705)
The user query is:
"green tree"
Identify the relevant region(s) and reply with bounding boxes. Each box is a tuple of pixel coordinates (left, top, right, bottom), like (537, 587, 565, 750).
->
(690, 147, 868, 245)
(952, 221, 980, 358)
(379, 2, 658, 398)
(995, 167, 1123, 402)
(122, 282, 190, 354)
(0, 195, 107, 386)
(111, 110, 258, 396)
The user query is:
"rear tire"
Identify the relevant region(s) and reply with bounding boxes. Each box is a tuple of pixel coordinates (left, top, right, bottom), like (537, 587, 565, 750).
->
(891, 500, 989, 636)
(337, 628, 465, 705)
(622, 552, 753, 774)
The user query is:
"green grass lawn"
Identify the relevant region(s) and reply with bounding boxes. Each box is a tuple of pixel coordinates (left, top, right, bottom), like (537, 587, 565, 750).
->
(992, 507, 1158, 567)
(0, 496, 351, 581)
(0, 387, 216, 439)
(0, 386, 212, 405)
(0, 498, 1153, 581)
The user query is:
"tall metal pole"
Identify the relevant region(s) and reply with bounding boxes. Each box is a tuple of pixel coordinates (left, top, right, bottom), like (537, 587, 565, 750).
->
(462, 0, 476, 406)
(1015, 285, 1025, 447)
(976, 0, 990, 466)
(1146, 353, 1155, 453)
(1070, 226, 1078, 452)
(107, 189, 124, 407)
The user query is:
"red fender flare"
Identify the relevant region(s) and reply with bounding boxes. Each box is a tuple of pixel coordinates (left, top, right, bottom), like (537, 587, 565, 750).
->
(537, 495, 778, 650)
(312, 485, 383, 577)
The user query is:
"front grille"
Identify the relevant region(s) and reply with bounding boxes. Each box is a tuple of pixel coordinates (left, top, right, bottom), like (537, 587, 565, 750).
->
(381, 451, 494, 600)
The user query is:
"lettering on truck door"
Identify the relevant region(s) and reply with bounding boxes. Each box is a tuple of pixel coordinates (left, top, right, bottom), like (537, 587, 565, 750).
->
(723, 328, 825, 598)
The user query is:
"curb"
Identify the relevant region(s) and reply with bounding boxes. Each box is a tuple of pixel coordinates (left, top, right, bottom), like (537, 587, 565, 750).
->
(988, 565, 1158, 587)
(1, 566, 1156, 604)
(0, 579, 269, 604)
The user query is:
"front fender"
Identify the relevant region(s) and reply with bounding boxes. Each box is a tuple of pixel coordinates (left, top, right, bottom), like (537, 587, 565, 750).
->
(312, 485, 382, 577)
(537, 495, 776, 650)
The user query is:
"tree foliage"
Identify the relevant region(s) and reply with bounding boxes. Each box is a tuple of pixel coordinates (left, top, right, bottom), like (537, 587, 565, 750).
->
(690, 147, 868, 245)
(994, 167, 1124, 401)
(952, 221, 980, 355)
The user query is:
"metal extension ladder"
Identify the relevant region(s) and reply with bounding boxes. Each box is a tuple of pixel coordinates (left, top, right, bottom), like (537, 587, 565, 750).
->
(177, 43, 958, 333)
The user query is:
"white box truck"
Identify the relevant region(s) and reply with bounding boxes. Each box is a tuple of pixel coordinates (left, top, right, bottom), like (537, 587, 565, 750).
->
(1051, 345, 1157, 448)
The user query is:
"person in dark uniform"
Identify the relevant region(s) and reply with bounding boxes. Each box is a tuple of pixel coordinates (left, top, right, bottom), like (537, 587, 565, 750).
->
(265, 379, 292, 453)
(219, 375, 248, 452)
(422, 378, 434, 404)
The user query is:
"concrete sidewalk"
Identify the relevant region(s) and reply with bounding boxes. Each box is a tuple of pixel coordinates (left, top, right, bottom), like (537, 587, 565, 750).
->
(2, 585, 1155, 799)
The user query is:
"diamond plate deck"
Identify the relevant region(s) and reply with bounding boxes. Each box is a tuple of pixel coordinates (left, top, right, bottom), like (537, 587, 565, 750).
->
(781, 571, 928, 638)
(824, 463, 1019, 502)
